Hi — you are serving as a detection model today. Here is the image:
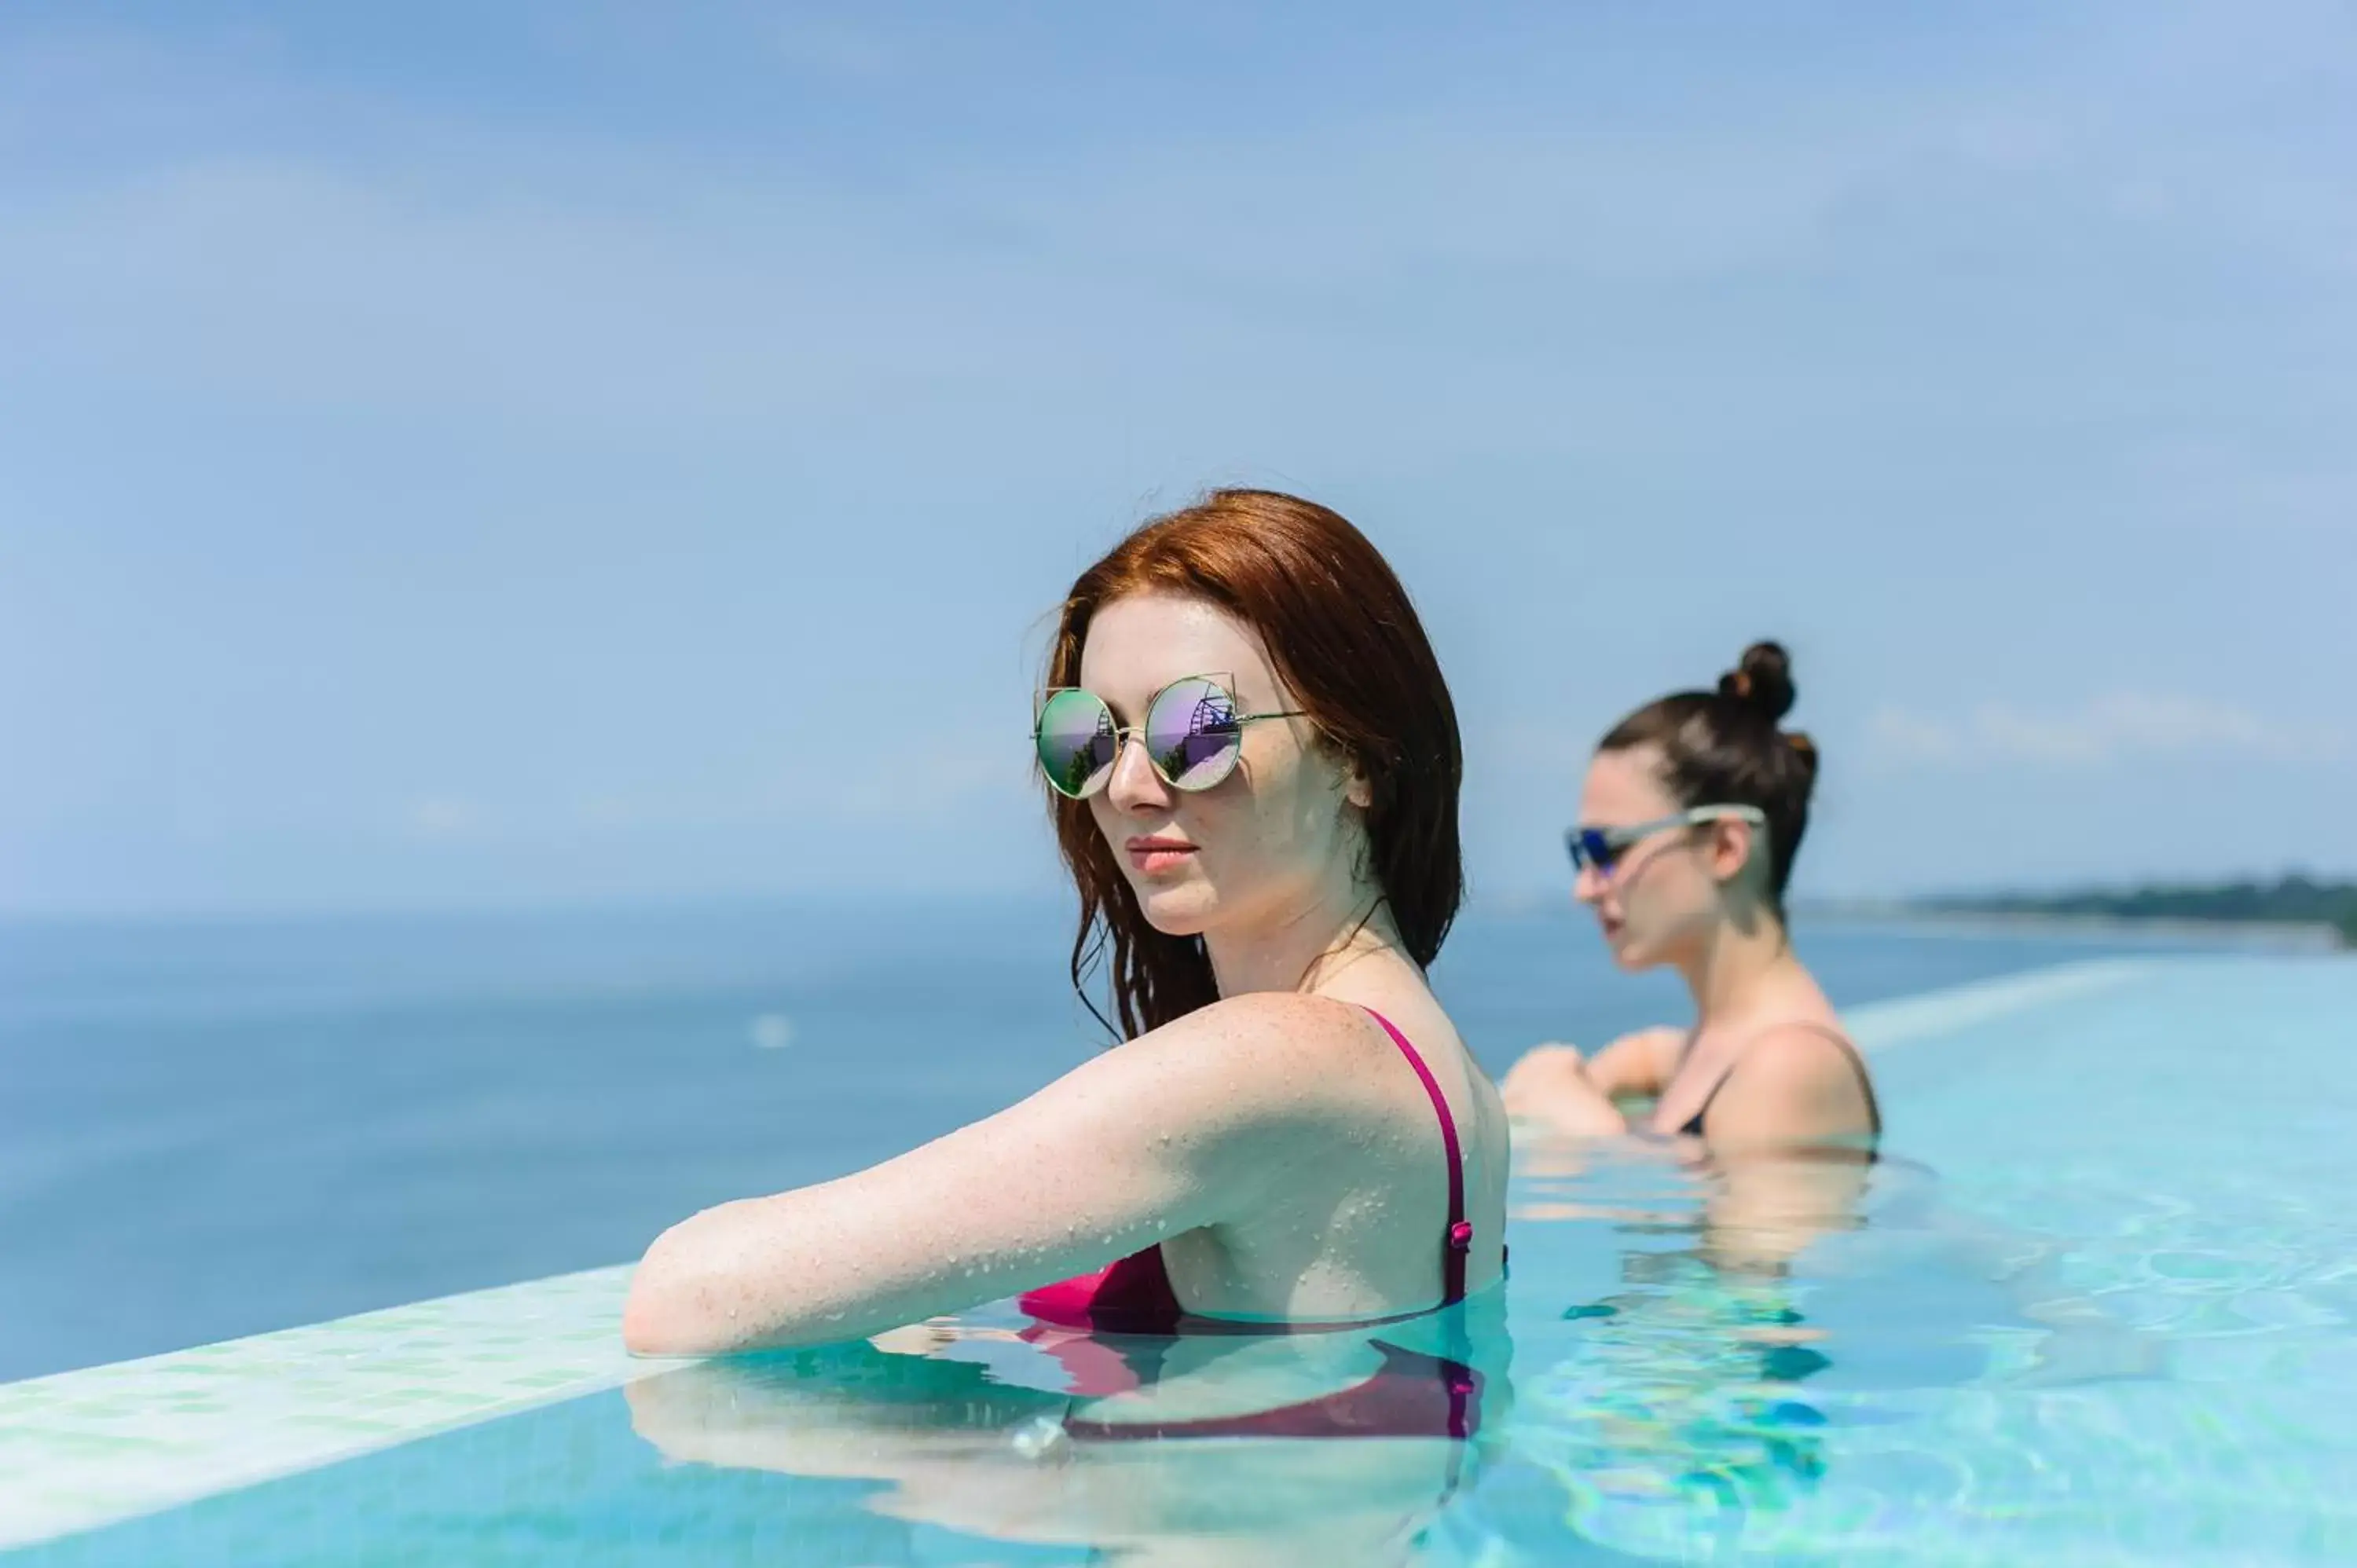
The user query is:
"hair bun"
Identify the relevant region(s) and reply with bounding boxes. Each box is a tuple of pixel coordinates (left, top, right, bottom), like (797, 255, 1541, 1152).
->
(1717, 640, 1796, 723)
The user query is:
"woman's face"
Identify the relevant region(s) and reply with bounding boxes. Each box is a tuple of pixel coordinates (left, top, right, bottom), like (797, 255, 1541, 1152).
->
(1571, 744, 1741, 972)
(1074, 592, 1366, 941)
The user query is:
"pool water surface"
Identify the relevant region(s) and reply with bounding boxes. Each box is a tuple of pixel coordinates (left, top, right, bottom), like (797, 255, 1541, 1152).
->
(6, 954, 2353, 1565)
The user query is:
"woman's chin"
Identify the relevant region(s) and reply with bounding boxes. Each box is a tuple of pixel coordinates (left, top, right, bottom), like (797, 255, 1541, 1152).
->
(1131, 880, 1215, 937)
(1604, 935, 1660, 973)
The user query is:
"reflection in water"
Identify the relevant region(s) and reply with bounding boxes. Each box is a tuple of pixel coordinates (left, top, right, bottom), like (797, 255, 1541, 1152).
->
(1525, 1253, 1838, 1533)
(1468, 1135, 2162, 1564)
(623, 1141, 2161, 1566)
(1490, 1137, 1867, 1553)
(627, 1292, 1515, 1568)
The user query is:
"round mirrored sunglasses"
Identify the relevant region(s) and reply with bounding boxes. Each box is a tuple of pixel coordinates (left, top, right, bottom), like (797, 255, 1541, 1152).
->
(1034, 675, 1306, 800)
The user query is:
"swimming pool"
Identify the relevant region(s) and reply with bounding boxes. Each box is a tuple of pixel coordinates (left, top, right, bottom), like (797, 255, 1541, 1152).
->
(5, 953, 2352, 1563)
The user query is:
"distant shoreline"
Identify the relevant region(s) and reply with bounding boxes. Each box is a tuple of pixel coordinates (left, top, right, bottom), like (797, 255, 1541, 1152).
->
(1795, 901, 2348, 951)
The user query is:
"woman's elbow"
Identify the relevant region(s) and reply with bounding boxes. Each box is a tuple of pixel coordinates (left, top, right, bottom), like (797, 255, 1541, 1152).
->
(621, 1213, 744, 1357)
(620, 1284, 700, 1358)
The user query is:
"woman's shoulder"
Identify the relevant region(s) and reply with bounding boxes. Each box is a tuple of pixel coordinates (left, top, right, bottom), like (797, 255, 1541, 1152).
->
(1743, 1015, 1860, 1060)
(1076, 991, 1378, 1084)
(1723, 1018, 1872, 1102)
(1134, 991, 1459, 1114)
(1161, 991, 1420, 1074)
(1169, 987, 1379, 1039)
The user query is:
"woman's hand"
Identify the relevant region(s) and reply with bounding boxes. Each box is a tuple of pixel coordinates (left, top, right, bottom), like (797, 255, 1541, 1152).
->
(1498, 1042, 1583, 1108)
(1499, 1043, 1627, 1137)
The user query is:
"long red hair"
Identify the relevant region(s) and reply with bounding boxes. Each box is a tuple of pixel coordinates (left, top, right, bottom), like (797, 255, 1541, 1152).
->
(1044, 489, 1464, 1039)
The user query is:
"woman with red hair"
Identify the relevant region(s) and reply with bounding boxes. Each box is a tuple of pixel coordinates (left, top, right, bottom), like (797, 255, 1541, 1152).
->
(625, 489, 1508, 1363)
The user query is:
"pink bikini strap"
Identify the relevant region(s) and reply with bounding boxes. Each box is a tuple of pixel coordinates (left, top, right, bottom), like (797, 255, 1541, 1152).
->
(1362, 1007, 1472, 1306)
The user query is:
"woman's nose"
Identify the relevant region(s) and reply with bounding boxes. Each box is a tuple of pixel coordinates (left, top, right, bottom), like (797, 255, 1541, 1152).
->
(1104, 731, 1172, 814)
(1572, 862, 1609, 905)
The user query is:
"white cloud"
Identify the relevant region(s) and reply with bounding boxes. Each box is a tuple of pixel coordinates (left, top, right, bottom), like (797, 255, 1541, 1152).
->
(1486, 721, 1598, 779)
(499, 738, 1037, 843)
(1867, 693, 2347, 771)
(1860, 708, 1969, 766)
(771, 17, 896, 79)
(403, 795, 485, 840)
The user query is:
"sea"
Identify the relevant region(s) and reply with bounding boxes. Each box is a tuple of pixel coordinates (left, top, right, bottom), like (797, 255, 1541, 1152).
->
(0, 896, 2226, 1384)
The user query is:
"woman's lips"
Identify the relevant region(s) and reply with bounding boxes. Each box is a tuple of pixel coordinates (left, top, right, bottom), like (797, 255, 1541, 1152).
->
(1126, 837, 1197, 874)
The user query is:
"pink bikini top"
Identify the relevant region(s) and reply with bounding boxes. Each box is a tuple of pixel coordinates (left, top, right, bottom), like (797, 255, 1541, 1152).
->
(1015, 1006, 1487, 1442)
(1020, 1006, 1474, 1335)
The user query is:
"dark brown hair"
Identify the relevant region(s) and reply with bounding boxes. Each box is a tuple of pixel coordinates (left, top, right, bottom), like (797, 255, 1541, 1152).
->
(1599, 640, 1819, 911)
(1044, 489, 1464, 1039)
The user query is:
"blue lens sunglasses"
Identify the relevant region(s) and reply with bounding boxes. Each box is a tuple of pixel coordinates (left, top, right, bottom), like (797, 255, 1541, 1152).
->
(1565, 804, 1767, 876)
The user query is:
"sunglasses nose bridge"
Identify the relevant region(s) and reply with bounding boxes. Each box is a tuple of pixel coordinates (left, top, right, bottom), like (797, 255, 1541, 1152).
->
(1566, 832, 1616, 896)
(1103, 720, 1175, 804)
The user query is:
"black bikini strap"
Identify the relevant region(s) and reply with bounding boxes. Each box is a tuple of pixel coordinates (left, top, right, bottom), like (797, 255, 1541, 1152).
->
(1690, 1020, 1880, 1138)
(1782, 1020, 1882, 1137)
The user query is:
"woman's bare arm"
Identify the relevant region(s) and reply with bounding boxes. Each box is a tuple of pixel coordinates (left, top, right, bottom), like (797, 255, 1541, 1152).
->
(1581, 1025, 1686, 1101)
(1499, 1025, 1683, 1137)
(621, 993, 1351, 1356)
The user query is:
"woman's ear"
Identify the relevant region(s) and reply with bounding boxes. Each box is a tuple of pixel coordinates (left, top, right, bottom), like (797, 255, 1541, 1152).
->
(1321, 730, 1378, 813)
(1711, 815, 1759, 883)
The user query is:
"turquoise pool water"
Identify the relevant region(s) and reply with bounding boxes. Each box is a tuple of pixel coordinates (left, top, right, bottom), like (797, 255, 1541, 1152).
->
(9, 952, 2352, 1564)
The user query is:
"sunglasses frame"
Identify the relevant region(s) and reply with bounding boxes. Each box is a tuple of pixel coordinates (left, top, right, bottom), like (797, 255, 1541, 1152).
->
(1033, 672, 1307, 800)
(1564, 804, 1768, 876)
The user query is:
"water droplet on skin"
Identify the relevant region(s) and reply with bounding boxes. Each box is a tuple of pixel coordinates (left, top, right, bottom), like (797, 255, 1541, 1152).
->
(1011, 1415, 1069, 1460)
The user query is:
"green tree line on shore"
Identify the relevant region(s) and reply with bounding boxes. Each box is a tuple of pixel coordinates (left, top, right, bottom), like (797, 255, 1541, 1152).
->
(1920, 874, 2357, 947)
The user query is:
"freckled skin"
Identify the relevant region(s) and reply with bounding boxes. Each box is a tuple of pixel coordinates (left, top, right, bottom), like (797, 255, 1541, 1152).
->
(624, 592, 1508, 1355)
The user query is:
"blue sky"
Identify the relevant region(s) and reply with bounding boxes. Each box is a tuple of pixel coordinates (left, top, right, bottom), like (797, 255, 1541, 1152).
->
(3, 2, 2352, 916)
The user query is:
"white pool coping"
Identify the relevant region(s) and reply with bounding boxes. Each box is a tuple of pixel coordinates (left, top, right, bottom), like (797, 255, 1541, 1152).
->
(1841, 956, 2152, 1050)
(0, 1266, 685, 1551)
(0, 956, 2157, 1551)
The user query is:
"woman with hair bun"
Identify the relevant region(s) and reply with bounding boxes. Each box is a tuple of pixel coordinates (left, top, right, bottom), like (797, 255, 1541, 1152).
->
(1500, 642, 1881, 1159)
